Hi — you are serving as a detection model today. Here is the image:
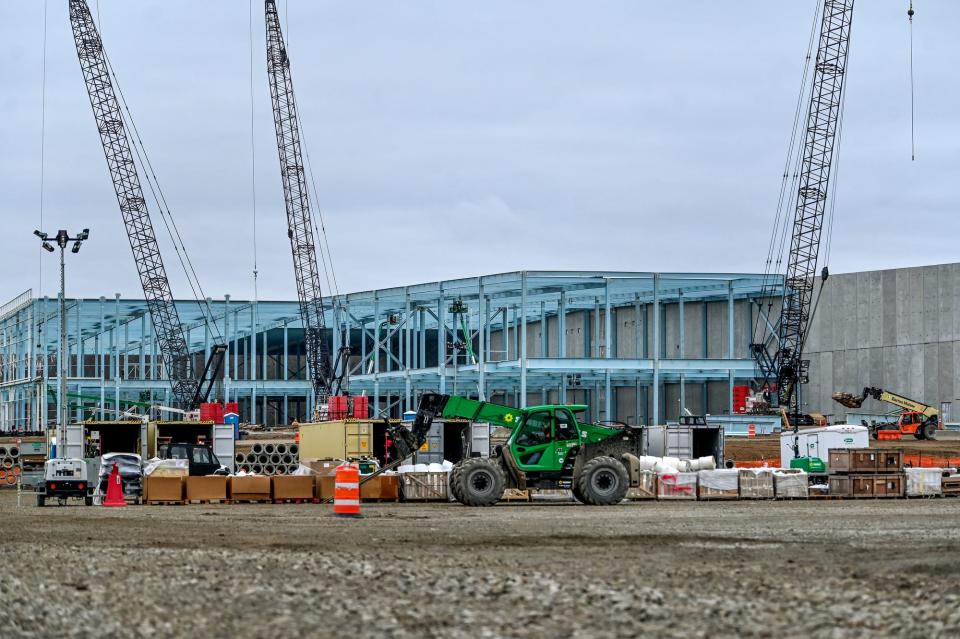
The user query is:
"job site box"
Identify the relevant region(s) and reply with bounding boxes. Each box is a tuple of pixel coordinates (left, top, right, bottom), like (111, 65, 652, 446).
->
(144, 476, 184, 503)
(271, 475, 315, 501)
(185, 476, 227, 502)
(229, 475, 271, 501)
(878, 450, 903, 473)
(360, 474, 400, 501)
(738, 469, 775, 499)
(852, 474, 904, 498)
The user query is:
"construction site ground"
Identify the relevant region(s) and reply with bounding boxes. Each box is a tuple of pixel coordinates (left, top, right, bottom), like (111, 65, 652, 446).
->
(2, 492, 959, 638)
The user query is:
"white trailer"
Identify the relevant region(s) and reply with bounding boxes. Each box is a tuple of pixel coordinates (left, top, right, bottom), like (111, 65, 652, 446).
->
(780, 425, 869, 468)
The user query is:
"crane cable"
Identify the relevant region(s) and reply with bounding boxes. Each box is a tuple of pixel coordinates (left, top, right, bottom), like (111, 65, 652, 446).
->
(38, 0, 48, 297)
(908, 1, 916, 161)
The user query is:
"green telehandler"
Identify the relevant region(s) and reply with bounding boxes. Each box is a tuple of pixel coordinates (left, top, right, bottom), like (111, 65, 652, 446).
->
(387, 393, 646, 506)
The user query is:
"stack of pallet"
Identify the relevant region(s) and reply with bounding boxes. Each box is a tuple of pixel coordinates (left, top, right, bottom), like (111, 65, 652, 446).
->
(827, 448, 904, 498)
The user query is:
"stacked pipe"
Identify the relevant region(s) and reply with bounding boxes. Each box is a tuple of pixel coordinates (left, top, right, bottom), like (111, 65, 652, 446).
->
(0, 445, 22, 487)
(234, 442, 300, 475)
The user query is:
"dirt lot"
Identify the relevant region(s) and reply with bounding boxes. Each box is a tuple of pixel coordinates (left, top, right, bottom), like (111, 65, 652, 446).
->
(2, 492, 959, 638)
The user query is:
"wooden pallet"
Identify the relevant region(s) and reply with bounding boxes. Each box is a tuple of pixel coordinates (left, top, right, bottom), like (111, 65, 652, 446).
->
(230, 499, 272, 504)
(146, 500, 185, 506)
(272, 498, 318, 504)
(186, 499, 231, 505)
(502, 489, 531, 502)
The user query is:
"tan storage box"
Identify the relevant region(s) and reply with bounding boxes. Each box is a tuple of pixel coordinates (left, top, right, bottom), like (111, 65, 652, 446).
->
(317, 475, 336, 500)
(360, 474, 400, 501)
(738, 469, 775, 499)
(697, 469, 739, 500)
(271, 475, 315, 501)
(185, 476, 228, 502)
(144, 476, 184, 503)
(229, 475, 271, 501)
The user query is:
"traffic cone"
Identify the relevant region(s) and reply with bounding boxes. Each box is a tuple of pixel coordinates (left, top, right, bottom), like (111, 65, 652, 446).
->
(102, 463, 126, 507)
(333, 463, 361, 518)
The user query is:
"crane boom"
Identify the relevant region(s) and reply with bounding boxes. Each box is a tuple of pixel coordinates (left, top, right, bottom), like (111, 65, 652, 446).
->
(753, 0, 854, 413)
(264, 0, 332, 405)
(68, 0, 196, 406)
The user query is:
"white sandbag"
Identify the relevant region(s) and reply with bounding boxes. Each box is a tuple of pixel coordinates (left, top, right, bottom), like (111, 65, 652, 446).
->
(427, 462, 445, 473)
(905, 468, 942, 496)
(688, 456, 716, 471)
(662, 457, 681, 469)
(441, 460, 454, 471)
(653, 460, 677, 474)
(676, 460, 692, 472)
(397, 464, 416, 474)
(413, 463, 430, 473)
(636, 456, 660, 472)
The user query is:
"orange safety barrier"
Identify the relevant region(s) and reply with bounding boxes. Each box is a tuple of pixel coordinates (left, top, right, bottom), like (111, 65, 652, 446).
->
(334, 464, 361, 517)
(877, 430, 902, 441)
(0, 469, 6, 481)
(747, 424, 756, 439)
(904, 454, 960, 469)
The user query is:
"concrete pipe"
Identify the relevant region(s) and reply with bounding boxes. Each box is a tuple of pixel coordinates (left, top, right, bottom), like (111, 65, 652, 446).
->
(8, 447, 18, 458)
(0, 446, 6, 457)
(287, 464, 299, 474)
(264, 443, 276, 455)
(251, 464, 263, 474)
(281, 454, 294, 465)
(276, 443, 287, 455)
(235, 453, 246, 464)
(257, 454, 269, 464)
(270, 453, 281, 464)
(245, 453, 258, 464)
(252, 443, 264, 454)
(289, 444, 299, 456)
(1, 458, 13, 470)
(275, 465, 287, 475)
(263, 464, 276, 475)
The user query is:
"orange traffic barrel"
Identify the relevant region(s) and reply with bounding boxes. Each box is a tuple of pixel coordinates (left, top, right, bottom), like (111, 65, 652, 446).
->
(748, 424, 756, 438)
(334, 464, 361, 517)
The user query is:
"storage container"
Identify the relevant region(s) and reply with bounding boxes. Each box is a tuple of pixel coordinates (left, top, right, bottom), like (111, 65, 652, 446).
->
(878, 449, 903, 473)
(271, 475, 315, 501)
(697, 469, 739, 500)
(656, 472, 697, 500)
(229, 475, 271, 501)
(829, 448, 879, 474)
(144, 476, 184, 503)
(185, 476, 228, 502)
(738, 468, 775, 499)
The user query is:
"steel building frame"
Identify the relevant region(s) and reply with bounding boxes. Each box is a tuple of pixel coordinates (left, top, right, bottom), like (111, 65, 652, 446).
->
(0, 271, 779, 431)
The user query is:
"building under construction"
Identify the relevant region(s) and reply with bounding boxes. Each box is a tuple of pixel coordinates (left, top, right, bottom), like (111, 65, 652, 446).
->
(0, 270, 774, 431)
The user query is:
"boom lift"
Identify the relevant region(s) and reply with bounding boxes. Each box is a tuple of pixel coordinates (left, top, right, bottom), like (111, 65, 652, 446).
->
(750, 1, 854, 462)
(68, 0, 226, 411)
(833, 387, 939, 440)
(264, 0, 349, 417)
(387, 393, 646, 506)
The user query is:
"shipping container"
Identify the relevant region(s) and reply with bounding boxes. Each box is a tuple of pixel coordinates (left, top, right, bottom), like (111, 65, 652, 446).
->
(646, 417, 724, 466)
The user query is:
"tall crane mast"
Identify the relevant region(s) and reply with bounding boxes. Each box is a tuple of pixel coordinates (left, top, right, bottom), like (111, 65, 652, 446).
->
(264, 0, 335, 407)
(68, 0, 223, 408)
(752, 0, 854, 418)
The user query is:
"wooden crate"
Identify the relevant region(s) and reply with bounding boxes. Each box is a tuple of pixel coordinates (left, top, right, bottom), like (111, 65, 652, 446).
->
(185, 476, 228, 503)
(852, 473, 904, 498)
(829, 449, 879, 474)
(828, 475, 852, 497)
(738, 469, 775, 499)
(878, 449, 903, 473)
(144, 476, 184, 504)
(943, 475, 960, 496)
(656, 472, 697, 500)
(399, 472, 448, 501)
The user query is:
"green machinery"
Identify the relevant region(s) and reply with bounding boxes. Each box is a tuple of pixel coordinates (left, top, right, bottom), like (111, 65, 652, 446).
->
(388, 393, 646, 506)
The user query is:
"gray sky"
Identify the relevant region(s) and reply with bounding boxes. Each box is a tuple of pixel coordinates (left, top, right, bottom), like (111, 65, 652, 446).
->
(1, 1, 957, 305)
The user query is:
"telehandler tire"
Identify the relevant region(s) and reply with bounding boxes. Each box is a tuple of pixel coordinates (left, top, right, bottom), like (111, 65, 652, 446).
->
(449, 461, 465, 503)
(922, 423, 937, 440)
(455, 457, 506, 507)
(576, 456, 629, 506)
(571, 482, 586, 503)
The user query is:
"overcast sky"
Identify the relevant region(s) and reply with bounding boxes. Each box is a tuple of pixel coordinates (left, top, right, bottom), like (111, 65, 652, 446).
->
(1, 1, 957, 305)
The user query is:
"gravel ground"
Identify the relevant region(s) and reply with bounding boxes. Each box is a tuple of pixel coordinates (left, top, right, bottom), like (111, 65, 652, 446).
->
(2, 492, 959, 638)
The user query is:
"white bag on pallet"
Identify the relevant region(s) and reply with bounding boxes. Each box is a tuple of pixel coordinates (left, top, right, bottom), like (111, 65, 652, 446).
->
(773, 469, 808, 498)
(905, 468, 942, 496)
